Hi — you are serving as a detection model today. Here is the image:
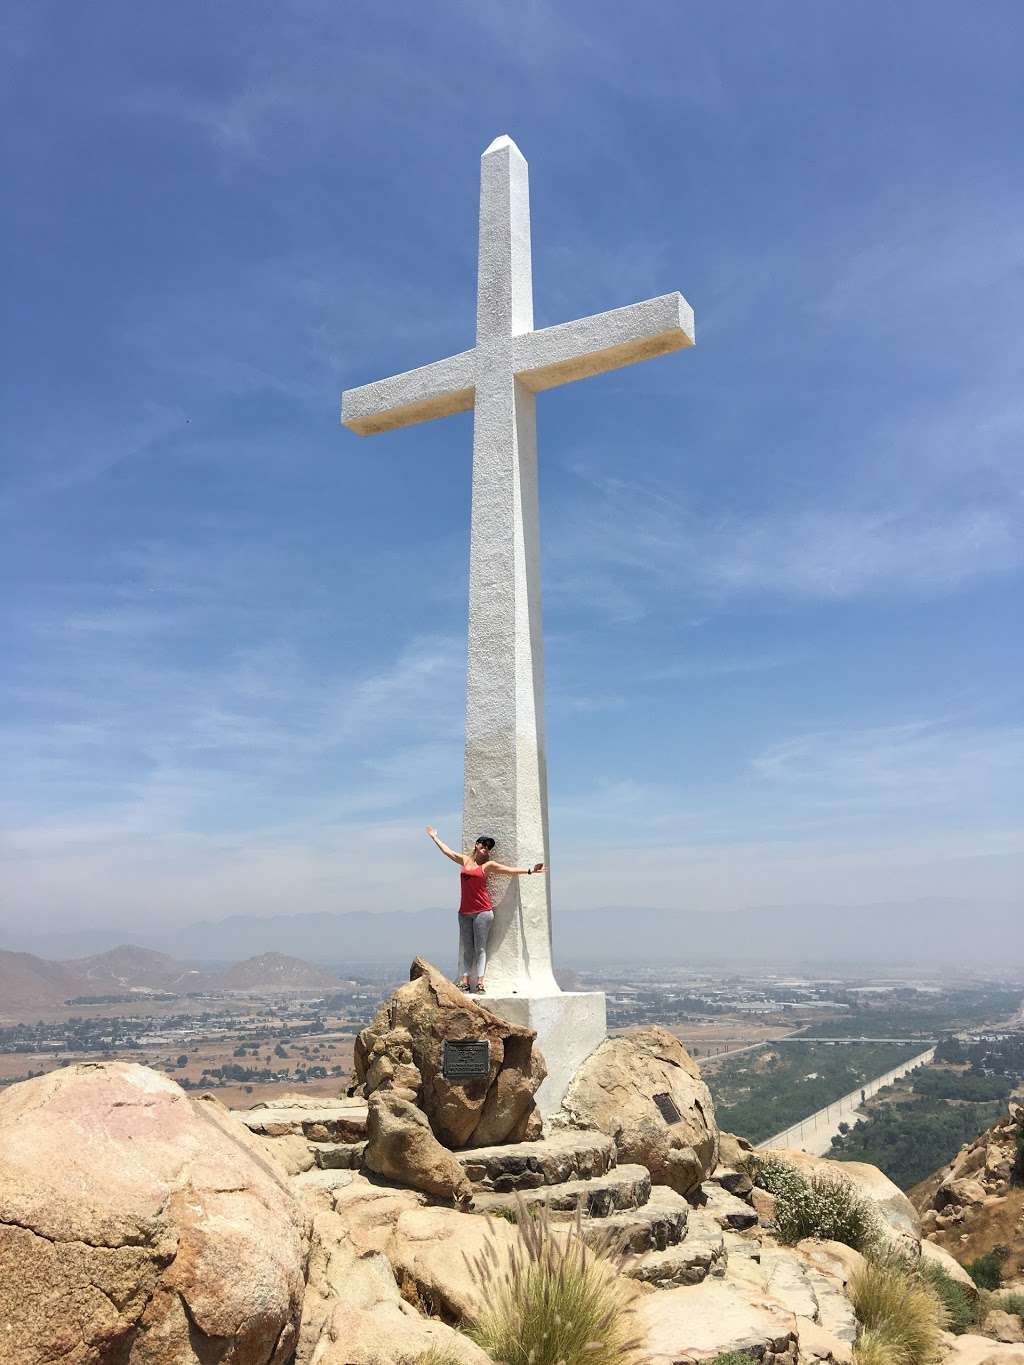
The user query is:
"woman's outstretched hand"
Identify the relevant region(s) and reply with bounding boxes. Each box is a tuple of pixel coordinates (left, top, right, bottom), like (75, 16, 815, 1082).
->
(532, 863, 545, 875)
(426, 826, 437, 838)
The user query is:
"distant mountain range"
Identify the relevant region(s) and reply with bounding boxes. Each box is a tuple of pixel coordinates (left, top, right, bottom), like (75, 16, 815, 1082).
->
(73, 945, 208, 994)
(0, 952, 92, 1009)
(0, 945, 348, 1010)
(3, 898, 1019, 969)
(212, 952, 343, 993)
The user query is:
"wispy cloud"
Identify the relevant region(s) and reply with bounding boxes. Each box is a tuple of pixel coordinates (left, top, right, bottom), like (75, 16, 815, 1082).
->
(0, 619, 466, 930)
(0, 403, 186, 510)
(751, 718, 1024, 816)
(549, 444, 1022, 616)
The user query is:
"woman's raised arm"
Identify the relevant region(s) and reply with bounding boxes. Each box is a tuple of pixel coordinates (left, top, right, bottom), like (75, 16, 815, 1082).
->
(425, 826, 466, 866)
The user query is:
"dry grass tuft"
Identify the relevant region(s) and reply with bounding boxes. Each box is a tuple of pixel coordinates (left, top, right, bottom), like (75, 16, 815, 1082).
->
(853, 1326, 900, 1365)
(402, 1351, 467, 1365)
(466, 1197, 642, 1365)
(996, 1290, 1024, 1316)
(850, 1255, 947, 1365)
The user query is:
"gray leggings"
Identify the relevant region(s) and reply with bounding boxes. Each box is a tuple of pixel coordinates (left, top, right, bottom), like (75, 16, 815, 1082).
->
(458, 910, 494, 983)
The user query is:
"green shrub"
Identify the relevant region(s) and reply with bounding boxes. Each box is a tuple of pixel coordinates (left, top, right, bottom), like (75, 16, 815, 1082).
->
(915, 1258, 980, 1335)
(966, 1248, 1007, 1290)
(849, 1258, 946, 1365)
(466, 1200, 640, 1365)
(706, 1355, 759, 1365)
(994, 1290, 1024, 1316)
(764, 1165, 881, 1252)
(404, 1352, 466, 1365)
(754, 1156, 882, 1249)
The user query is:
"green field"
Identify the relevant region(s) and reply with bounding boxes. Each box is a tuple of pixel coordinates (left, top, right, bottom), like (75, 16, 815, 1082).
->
(704, 1040, 920, 1145)
(797, 989, 1023, 1040)
(827, 1039, 1023, 1189)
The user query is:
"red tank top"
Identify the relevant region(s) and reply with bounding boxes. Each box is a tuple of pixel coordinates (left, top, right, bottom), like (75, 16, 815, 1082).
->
(459, 863, 493, 916)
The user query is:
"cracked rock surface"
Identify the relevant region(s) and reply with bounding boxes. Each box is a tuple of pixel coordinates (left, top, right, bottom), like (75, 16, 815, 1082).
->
(0, 1062, 310, 1365)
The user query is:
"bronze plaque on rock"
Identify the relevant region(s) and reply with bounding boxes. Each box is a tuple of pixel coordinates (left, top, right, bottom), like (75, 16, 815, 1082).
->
(653, 1091, 682, 1124)
(442, 1039, 491, 1081)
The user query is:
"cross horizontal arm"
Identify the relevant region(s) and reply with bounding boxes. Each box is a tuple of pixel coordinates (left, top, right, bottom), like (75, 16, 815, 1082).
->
(342, 348, 477, 436)
(512, 292, 694, 393)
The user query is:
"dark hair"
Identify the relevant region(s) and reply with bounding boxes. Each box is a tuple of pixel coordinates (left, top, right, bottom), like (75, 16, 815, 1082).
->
(475, 835, 495, 851)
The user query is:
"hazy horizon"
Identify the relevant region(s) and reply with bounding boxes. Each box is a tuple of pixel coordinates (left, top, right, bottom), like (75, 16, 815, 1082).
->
(5, 897, 1021, 972)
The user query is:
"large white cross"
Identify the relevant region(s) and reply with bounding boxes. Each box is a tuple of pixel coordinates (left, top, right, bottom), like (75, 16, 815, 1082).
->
(342, 135, 694, 998)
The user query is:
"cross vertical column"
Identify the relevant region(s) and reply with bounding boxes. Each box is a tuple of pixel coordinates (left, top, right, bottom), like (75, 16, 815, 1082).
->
(463, 136, 557, 995)
(342, 133, 694, 1103)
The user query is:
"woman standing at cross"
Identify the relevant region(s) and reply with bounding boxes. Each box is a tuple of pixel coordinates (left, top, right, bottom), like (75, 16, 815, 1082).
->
(425, 826, 545, 994)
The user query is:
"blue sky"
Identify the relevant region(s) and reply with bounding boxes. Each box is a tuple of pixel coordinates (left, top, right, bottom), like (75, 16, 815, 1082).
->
(2, 1, 1021, 938)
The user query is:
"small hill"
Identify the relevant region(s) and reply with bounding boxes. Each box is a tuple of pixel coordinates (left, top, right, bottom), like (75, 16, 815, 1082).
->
(0, 950, 88, 1010)
(66, 945, 208, 994)
(209, 953, 341, 993)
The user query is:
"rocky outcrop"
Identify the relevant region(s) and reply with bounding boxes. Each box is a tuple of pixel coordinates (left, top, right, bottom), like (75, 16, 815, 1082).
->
(556, 1025, 719, 1196)
(0, 1062, 309, 1365)
(927, 1096, 1022, 1213)
(917, 1096, 1024, 1285)
(354, 957, 546, 1148)
(363, 1092, 473, 1203)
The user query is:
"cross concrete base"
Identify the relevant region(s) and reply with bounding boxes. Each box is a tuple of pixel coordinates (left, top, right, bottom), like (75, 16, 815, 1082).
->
(480, 989, 607, 1118)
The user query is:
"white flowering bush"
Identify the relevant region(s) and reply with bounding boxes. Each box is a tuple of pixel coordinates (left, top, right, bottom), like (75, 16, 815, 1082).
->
(753, 1156, 881, 1250)
(752, 1153, 808, 1201)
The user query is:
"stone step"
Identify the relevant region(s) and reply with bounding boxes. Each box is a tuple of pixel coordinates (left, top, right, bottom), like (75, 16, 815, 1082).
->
(455, 1129, 616, 1192)
(473, 1164, 651, 1219)
(572, 1185, 691, 1255)
(622, 1210, 726, 1287)
(636, 1274, 799, 1365)
(708, 1165, 754, 1198)
(723, 1229, 762, 1261)
(700, 1180, 758, 1230)
(235, 1102, 368, 1143)
(313, 1141, 366, 1170)
(293, 1167, 356, 1194)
